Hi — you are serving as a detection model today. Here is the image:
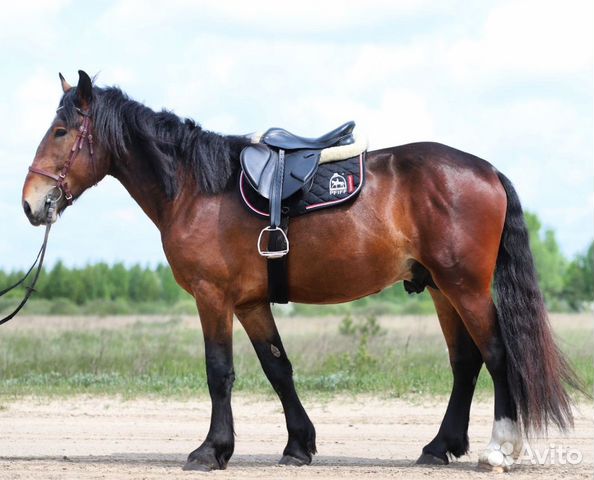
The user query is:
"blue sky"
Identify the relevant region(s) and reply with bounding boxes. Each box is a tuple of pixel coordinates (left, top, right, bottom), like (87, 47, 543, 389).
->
(0, 0, 592, 270)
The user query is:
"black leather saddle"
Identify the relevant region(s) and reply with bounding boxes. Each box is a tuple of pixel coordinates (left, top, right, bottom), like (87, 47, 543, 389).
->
(240, 121, 356, 258)
(261, 121, 355, 150)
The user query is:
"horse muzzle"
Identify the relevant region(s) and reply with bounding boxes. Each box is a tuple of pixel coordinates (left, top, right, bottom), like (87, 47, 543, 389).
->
(23, 189, 63, 226)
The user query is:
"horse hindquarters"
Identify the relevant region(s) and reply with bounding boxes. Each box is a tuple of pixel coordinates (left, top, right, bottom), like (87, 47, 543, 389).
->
(418, 166, 578, 470)
(412, 160, 521, 469)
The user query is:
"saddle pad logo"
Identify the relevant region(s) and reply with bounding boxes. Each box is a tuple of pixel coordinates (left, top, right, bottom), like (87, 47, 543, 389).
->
(329, 173, 347, 195)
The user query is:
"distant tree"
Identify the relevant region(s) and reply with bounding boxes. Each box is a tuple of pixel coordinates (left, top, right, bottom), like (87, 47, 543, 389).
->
(525, 212, 567, 308)
(156, 263, 184, 303)
(562, 242, 594, 311)
(45, 261, 71, 300)
(109, 262, 130, 300)
(128, 265, 161, 302)
(36, 268, 49, 298)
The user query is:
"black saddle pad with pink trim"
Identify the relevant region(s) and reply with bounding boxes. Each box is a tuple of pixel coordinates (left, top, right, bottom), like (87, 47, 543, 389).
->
(239, 152, 366, 218)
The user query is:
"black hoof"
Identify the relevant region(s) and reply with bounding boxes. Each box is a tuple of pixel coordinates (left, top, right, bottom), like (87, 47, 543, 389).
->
(416, 452, 448, 465)
(279, 454, 310, 466)
(183, 443, 231, 471)
(182, 460, 216, 471)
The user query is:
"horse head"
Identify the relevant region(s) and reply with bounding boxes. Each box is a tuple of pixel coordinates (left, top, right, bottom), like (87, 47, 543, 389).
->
(22, 70, 111, 225)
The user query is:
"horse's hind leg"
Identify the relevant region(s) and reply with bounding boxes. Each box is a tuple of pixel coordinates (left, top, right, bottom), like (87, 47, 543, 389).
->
(184, 287, 235, 471)
(417, 289, 483, 465)
(428, 269, 523, 471)
(235, 302, 316, 466)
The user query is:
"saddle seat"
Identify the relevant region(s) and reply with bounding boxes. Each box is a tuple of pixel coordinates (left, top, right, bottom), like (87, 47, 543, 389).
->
(261, 121, 355, 150)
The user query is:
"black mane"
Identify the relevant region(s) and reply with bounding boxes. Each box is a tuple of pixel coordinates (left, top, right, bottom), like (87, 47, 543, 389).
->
(58, 86, 250, 198)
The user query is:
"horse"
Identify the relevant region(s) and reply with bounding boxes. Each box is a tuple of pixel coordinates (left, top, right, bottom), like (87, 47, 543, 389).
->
(21, 70, 579, 472)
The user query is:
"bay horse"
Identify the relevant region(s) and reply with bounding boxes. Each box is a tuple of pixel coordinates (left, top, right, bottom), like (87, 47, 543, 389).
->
(22, 71, 578, 472)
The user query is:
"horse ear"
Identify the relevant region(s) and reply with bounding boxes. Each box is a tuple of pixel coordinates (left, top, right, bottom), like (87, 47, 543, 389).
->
(76, 70, 93, 108)
(59, 72, 72, 93)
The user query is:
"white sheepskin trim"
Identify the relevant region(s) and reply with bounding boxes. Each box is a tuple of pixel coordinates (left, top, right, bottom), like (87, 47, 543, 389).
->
(250, 132, 264, 144)
(319, 130, 367, 164)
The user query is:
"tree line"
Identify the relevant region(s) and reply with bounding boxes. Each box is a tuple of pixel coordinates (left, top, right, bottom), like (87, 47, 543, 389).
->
(524, 213, 593, 311)
(1, 212, 592, 313)
(0, 263, 188, 305)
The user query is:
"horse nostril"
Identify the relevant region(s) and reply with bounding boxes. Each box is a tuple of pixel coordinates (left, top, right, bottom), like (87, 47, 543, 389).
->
(23, 201, 32, 218)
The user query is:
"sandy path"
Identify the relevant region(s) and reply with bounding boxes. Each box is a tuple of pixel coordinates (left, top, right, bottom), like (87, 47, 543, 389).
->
(0, 395, 591, 479)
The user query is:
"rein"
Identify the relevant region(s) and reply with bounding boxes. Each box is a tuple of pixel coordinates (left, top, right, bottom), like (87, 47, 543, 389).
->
(0, 108, 94, 326)
(0, 222, 52, 326)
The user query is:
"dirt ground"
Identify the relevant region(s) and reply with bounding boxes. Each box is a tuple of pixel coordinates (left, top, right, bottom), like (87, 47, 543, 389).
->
(0, 395, 591, 479)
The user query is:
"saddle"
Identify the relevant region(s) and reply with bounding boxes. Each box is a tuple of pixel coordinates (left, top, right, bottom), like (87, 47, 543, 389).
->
(239, 121, 366, 302)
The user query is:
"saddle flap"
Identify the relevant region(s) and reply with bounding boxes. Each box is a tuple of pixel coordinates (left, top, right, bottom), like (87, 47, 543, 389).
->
(289, 151, 319, 182)
(240, 144, 273, 195)
(241, 145, 321, 200)
(281, 150, 320, 198)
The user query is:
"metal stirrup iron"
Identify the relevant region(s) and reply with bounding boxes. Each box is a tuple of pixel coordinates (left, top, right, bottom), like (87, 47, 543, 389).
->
(257, 226, 290, 259)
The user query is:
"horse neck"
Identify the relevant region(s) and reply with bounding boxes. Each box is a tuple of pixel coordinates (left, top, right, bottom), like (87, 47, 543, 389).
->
(109, 151, 172, 228)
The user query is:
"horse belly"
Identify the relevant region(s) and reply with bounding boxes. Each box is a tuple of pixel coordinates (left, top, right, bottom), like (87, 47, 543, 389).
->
(286, 205, 413, 304)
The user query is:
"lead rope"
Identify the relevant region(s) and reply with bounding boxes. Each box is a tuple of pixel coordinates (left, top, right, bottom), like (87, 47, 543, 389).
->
(0, 200, 55, 326)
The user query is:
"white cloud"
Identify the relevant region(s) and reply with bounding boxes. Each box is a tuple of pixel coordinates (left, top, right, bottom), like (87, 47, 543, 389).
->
(202, 113, 242, 133)
(442, 0, 593, 79)
(0, 0, 71, 52)
(12, 68, 61, 145)
(112, 208, 140, 223)
(278, 89, 434, 149)
(343, 43, 429, 95)
(97, 0, 439, 36)
(94, 67, 138, 88)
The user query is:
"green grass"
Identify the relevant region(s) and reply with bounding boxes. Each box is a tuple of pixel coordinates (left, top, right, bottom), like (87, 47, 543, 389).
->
(0, 316, 591, 400)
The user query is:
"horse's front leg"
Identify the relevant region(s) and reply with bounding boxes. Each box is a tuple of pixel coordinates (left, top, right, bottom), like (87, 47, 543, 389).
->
(183, 285, 235, 471)
(235, 302, 316, 465)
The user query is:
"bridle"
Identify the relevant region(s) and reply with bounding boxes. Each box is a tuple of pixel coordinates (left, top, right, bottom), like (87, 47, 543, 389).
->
(27, 106, 95, 205)
(0, 107, 95, 325)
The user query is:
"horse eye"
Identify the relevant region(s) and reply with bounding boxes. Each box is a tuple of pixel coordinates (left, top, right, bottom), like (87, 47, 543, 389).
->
(54, 128, 67, 138)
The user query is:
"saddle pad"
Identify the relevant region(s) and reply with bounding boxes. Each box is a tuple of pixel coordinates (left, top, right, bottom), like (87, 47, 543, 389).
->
(239, 152, 365, 218)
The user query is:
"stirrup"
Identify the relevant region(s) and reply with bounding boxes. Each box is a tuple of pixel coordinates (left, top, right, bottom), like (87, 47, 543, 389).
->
(257, 226, 289, 258)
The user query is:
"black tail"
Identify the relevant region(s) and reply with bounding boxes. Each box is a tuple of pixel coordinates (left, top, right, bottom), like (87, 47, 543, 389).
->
(494, 171, 582, 435)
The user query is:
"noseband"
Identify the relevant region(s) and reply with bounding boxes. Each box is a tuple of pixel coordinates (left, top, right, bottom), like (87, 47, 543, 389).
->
(28, 107, 95, 205)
